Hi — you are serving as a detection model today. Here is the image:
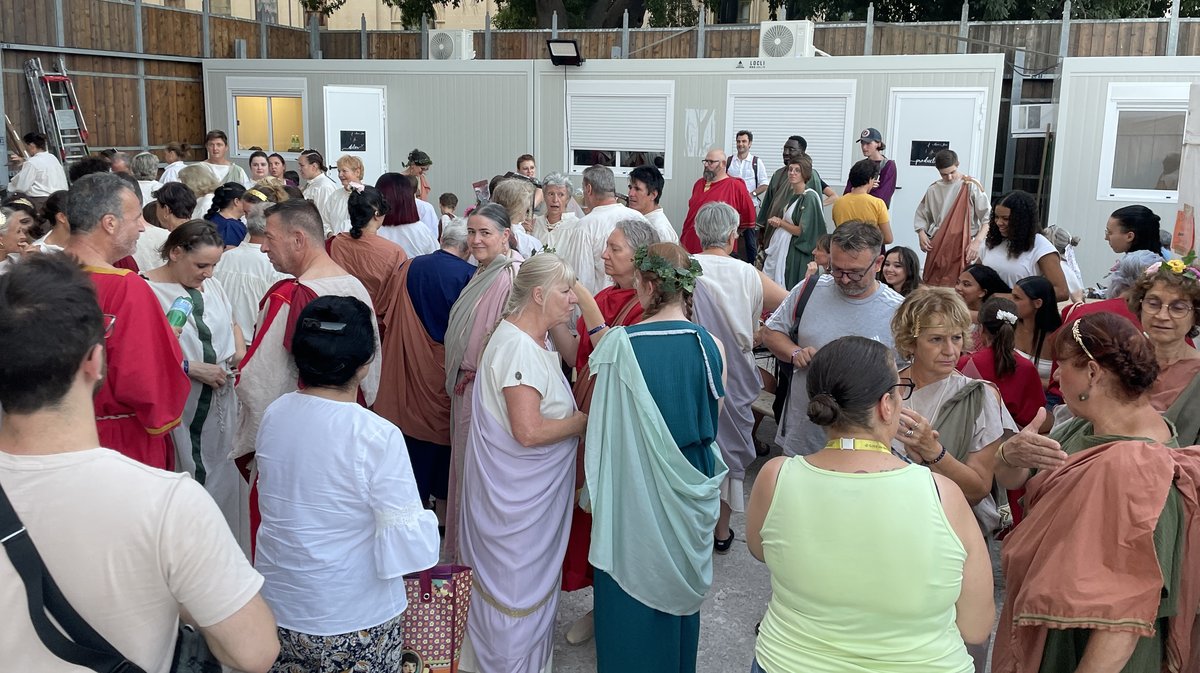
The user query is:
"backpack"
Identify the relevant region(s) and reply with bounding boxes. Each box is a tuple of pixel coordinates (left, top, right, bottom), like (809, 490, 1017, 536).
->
(726, 155, 760, 189)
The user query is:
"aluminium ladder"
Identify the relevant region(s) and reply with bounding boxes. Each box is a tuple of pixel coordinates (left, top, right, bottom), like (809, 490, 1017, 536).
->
(24, 56, 90, 165)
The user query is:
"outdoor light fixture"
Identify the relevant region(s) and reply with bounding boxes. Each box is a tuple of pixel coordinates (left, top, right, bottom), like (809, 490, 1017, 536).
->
(547, 39, 584, 66)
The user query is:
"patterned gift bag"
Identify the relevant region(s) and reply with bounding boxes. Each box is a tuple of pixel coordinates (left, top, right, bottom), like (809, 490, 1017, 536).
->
(402, 565, 472, 673)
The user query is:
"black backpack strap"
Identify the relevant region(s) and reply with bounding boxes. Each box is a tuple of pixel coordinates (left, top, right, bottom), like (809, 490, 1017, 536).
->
(0, 479, 144, 673)
(790, 274, 819, 341)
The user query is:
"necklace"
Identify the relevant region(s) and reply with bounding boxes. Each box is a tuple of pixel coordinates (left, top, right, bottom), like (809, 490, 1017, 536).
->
(825, 438, 892, 454)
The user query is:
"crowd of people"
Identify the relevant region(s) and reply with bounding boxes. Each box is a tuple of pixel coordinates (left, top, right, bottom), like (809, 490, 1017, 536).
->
(1, 125, 1199, 673)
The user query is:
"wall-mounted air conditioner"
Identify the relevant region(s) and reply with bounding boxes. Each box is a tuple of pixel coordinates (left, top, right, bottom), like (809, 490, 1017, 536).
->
(1011, 103, 1057, 137)
(428, 29, 475, 60)
(758, 21, 816, 59)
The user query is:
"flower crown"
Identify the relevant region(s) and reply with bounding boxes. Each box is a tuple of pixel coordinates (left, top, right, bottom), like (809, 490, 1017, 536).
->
(633, 246, 703, 294)
(1145, 250, 1200, 282)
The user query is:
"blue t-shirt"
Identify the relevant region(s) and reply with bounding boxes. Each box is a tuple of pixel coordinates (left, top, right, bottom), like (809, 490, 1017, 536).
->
(207, 213, 247, 247)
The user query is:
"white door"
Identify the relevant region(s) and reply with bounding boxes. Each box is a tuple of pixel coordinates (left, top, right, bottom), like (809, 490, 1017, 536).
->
(323, 86, 388, 184)
(885, 88, 988, 260)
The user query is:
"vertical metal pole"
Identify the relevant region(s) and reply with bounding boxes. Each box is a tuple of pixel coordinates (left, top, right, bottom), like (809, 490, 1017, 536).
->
(202, 0, 212, 58)
(1058, 0, 1071, 62)
(360, 13, 367, 59)
(1167, 0, 1180, 56)
(53, 0, 65, 47)
(696, 8, 706, 58)
(958, 2, 969, 54)
(260, 4, 269, 58)
(309, 12, 320, 59)
(621, 9, 629, 59)
(135, 0, 148, 150)
(551, 11, 558, 39)
(864, 3, 874, 56)
(484, 12, 492, 59)
(1, 46, 9, 175)
(421, 15, 428, 59)
(1002, 50, 1025, 194)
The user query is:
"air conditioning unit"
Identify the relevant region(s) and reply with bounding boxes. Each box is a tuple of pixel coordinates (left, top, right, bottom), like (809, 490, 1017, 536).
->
(758, 20, 815, 58)
(428, 29, 475, 60)
(1011, 103, 1057, 138)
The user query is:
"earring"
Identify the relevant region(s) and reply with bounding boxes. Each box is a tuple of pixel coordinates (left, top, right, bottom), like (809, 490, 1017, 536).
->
(1078, 390, 1089, 402)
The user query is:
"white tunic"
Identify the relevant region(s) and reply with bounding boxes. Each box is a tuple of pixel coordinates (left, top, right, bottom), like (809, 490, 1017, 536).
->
(378, 222, 439, 258)
(158, 160, 187, 184)
(212, 241, 290, 341)
(416, 198, 440, 240)
(645, 208, 679, 243)
(7, 151, 68, 197)
(133, 225, 170, 273)
(303, 173, 342, 237)
(530, 212, 580, 248)
(565, 202, 648, 294)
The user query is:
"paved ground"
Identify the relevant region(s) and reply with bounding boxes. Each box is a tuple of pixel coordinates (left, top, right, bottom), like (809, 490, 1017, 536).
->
(550, 414, 1007, 673)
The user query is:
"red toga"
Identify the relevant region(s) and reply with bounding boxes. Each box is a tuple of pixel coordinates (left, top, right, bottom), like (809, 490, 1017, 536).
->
(85, 266, 190, 470)
(680, 177, 757, 254)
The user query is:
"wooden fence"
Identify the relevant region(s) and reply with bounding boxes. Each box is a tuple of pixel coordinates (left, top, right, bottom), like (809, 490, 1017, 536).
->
(1, 0, 1198, 164)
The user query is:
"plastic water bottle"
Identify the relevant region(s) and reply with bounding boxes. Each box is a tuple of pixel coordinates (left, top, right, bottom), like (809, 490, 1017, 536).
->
(166, 296, 193, 329)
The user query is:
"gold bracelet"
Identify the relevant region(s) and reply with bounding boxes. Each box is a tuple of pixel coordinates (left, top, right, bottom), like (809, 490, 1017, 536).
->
(997, 441, 1014, 468)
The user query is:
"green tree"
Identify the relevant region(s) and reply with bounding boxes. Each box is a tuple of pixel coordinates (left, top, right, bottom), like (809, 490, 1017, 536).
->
(299, 0, 350, 17)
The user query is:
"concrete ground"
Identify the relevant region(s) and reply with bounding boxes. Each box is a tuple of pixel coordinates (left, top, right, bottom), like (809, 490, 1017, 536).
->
(549, 413, 1007, 673)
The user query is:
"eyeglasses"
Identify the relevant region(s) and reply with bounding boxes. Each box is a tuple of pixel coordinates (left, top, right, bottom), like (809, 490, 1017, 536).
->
(887, 378, 915, 400)
(829, 263, 875, 283)
(1142, 297, 1195, 320)
(102, 314, 117, 338)
(701, 159, 721, 165)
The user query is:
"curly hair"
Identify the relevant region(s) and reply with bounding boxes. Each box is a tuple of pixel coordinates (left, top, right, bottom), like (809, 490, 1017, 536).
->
(636, 242, 696, 321)
(984, 190, 1041, 259)
(890, 286, 973, 360)
(1053, 313, 1158, 401)
(1126, 263, 1200, 339)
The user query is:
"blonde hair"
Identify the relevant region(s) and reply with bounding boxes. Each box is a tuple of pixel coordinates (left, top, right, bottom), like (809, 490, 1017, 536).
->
(252, 177, 288, 202)
(503, 253, 577, 318)
(890, 286, 973, 358)
(491, 179, 536, 226)
(336, 154, 365, 180)
(177, 164, 221, 197)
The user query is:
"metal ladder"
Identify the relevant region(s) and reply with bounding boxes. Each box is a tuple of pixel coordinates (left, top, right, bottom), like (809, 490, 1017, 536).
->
(24, 56, 89, 165)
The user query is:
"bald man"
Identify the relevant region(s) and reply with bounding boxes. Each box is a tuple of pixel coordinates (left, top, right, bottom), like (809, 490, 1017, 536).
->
(681, 149, 757, 256)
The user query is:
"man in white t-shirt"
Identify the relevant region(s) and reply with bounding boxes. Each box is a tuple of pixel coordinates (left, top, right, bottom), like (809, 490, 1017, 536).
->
(627, 164, 678, 243)
(727, 130, 770, 210)
(0, 254, 279, 673)
(563, 165, 647, 294)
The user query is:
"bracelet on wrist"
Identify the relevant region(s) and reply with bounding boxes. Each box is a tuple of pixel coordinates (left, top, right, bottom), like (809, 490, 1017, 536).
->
(997, 441, 1014, 468)
(790, 348, 802, 364)
(182, 359, 189, 375)
(587, 322, 608, 336)
(922, 445, 947, 466)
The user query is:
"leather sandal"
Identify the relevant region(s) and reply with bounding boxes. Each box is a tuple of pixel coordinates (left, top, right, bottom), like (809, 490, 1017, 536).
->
(714, 530, 735, 554)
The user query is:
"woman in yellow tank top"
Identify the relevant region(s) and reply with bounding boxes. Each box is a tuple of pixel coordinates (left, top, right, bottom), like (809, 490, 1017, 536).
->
(745, 336, 994, 673)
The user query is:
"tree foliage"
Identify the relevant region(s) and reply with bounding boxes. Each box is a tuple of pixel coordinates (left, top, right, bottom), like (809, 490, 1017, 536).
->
(298, 0, 349, 17)
(380, 0, 460, 27)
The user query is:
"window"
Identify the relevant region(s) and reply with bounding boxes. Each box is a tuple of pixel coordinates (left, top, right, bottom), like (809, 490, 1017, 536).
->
(566, 80, 674, 178)
(1097, 82, 1189, 202)
(226, 77, 308, 158)
(738, 0, 752, 23)
(725, 79, 857, 185)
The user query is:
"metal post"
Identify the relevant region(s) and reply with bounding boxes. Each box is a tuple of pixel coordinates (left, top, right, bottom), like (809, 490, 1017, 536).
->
(360, 13, 367, 59)
(1002, 50, 1025, 194)
(260, 6, 268, 58)
(780, 3, 787, 20)
(202, 0, 212, 58)
(484, 12, 492, 59)
(696, 8, 706, 58)
(0, 46, 6, 175)
(552, 11, 558, 39)
(1167, 0, 1180, 56)
(958, 2, 969, 54)
(309, 12, 320, 59)
(621, 9, 630, 59)
(135, 0, 148, 150)
(420, 15, 428, 60)
(53, 0, 65, 47)
(864, 3, 874, 55)
(1058, 0, 1071, 61)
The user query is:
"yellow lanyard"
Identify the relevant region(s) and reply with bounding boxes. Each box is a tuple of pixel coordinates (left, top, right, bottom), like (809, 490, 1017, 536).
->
(824, 437, 893, 454)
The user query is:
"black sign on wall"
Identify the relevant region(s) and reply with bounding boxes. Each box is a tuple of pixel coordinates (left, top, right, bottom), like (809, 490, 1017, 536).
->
(340, 130, 367, 152)
(910, 140, 950, 166)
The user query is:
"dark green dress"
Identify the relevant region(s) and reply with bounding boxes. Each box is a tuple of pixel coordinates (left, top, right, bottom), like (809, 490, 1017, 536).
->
(1037, 418, 1185, 673)
(593, 320, 724, 673)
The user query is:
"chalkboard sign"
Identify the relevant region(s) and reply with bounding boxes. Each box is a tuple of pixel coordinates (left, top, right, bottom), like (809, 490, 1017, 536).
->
(340, 130, 367, 152)
(910, 140, 950, 166)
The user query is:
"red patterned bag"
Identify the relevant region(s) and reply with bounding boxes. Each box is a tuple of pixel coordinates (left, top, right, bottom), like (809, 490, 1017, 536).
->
(401, 564, 472, 673)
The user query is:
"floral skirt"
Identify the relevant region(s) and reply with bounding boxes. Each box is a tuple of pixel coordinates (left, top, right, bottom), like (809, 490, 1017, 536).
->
(271, 613, 405, 673)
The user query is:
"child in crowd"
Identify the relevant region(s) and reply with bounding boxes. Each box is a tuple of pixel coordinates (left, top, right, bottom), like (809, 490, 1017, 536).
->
(438, 192, 459, 236)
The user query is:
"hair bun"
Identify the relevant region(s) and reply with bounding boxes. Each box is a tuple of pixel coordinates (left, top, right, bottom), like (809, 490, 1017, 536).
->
(807, 392, 842, 427)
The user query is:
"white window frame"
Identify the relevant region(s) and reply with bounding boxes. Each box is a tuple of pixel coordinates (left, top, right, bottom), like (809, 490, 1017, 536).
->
(724, 79, 856, 185)
(565, 80, 675, 179)
(1096, 82, 1189, 203)
(226, 76, 309, 160)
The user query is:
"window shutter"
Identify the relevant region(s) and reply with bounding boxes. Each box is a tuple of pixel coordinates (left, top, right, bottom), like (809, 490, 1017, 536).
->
(729, 93, 851, 183)
(568, 94, 669, 154)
